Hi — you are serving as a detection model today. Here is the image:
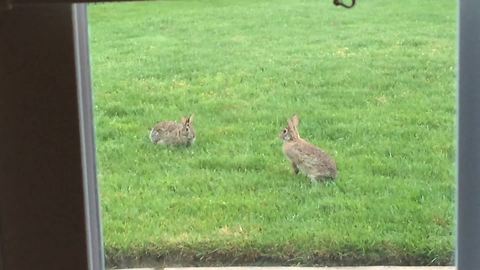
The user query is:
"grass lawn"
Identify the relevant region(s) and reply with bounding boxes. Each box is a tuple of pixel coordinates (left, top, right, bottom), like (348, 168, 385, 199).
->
(89, 0, 457, 267)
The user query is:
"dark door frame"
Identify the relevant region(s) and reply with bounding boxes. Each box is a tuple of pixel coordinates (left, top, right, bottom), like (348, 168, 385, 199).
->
(0, 4, 102, 270)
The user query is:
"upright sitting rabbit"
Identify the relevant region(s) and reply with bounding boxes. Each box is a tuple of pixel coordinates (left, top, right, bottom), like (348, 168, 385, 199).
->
(279, 115, 337, 182)
(150, 114, 196, 147)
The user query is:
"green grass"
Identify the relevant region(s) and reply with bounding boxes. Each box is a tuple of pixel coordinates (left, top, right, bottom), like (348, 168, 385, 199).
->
(89, 0, 457, 267)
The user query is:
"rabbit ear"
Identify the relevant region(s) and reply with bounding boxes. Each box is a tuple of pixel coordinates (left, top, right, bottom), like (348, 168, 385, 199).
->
(181, 114, 193, 125)
(288, 115, 301, 139)
(287, 119, 294, 131)
(291, 115, 300, 128)
(286, 119, 298, 139)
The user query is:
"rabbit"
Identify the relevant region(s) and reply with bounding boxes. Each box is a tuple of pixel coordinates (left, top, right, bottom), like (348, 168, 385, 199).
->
(279, 115, 337, 182)
(150, 114, 196, 146)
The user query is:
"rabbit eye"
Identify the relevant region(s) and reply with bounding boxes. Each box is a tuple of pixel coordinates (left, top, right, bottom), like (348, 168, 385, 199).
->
(283, 129, 287, 134)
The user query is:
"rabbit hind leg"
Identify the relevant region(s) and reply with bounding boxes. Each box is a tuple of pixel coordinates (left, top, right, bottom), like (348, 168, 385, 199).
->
(291, 162, 300, 175)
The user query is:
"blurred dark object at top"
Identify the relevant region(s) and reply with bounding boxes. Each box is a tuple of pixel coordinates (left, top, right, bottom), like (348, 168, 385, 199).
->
(333, 0, 355, 8)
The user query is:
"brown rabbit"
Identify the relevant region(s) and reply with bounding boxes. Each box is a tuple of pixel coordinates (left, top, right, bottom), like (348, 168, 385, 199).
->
(150, 114, 196, 146)
(279, 115, 337, 182)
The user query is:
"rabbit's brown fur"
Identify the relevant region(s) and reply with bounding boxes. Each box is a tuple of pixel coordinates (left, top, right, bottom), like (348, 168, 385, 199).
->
(279, 115, 337, 182)
(150, 114, 196, 146)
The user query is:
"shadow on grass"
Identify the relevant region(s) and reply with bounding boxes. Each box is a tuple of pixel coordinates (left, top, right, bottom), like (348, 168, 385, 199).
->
(106, 248, 454, 268)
